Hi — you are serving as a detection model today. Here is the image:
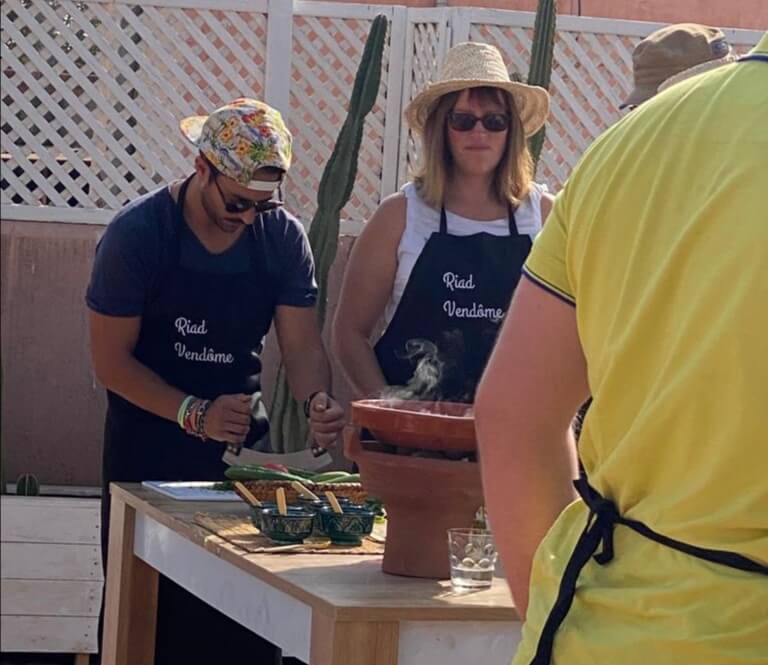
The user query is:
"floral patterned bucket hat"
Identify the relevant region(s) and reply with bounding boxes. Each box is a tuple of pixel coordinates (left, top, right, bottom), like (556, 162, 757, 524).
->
(180, 98, 292, 190)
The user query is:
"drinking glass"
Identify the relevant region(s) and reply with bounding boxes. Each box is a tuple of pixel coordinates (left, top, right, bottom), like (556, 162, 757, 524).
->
(448, 528, 497, 589)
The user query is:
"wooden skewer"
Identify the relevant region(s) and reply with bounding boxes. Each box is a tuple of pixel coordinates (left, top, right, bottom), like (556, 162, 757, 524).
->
(234, 482, 262, 507)
(290, 480, 320, 501)
(325, 491, 344, 514)
(276, 487, 288, 516)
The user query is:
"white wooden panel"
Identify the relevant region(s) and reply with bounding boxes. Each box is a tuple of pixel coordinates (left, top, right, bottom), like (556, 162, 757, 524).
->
(134, 511, 312, 661)
(1, 497, 100, 545)
(293, 1, 387, 20)
(265, 0, 293, 117)
(380, 5, 407, 200)
(1, 543, 103, 581)
(0, 615, 98, 653)
(86, 0, 267, 8)
(398, 620, 521, 665)
(0, 579, 103, 617)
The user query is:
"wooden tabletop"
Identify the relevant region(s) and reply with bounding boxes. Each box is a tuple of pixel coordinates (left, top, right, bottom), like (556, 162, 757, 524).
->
(113, 483, 519, 623)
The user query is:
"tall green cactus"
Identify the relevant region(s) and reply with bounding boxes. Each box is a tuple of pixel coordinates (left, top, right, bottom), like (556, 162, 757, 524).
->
(527, 0, 557, 167)
(269, 14, 388, 453)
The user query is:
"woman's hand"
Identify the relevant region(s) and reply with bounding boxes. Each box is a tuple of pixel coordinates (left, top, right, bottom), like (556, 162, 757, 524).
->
(307, 392, 346, 449)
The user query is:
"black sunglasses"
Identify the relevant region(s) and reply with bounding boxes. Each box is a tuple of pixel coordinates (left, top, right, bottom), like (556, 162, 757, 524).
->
(447, 111, 511, 133)
(212, 174, 283, 214)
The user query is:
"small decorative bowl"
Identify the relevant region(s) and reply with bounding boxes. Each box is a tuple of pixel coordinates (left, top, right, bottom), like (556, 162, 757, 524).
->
(296, 496, 353, 510)
(318, 505, 376, 545)
(249, 503, 276, 531)
(296, 497, 354, 536)
(258, 507, 315, 544)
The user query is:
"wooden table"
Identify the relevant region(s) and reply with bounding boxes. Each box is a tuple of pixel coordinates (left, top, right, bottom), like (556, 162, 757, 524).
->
(102, 483, 521, 665)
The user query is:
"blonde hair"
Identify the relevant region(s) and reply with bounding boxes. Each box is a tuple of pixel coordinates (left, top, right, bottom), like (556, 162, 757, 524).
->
(412, 86, 533, 209)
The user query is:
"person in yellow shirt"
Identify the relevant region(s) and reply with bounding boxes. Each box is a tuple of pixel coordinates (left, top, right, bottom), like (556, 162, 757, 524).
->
(475, 33, 768, 665)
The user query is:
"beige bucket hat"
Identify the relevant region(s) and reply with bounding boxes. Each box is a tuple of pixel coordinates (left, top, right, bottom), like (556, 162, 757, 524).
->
(404, 42, 550, 137)
(622, 24, 735, 108)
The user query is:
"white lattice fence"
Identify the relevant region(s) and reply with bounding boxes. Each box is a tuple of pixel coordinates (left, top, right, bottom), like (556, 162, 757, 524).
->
(1, 1, 762, 226)
(458, 11, 762, 190)
(1, 0, 270, 220)
(285, 2, 405, 225)
(396, 7, 450, 187)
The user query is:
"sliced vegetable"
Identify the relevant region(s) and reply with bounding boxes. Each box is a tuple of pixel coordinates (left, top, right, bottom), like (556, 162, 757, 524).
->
(224, 466, 311, 483)
(263, 462, 290, 473)
(285, 466, 319, 480)
(312, 471, 353, 483)
(316, 473, 361, 485)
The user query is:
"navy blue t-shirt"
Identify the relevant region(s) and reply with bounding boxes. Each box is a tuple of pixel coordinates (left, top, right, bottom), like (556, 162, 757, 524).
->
(86, 184, 318, 317)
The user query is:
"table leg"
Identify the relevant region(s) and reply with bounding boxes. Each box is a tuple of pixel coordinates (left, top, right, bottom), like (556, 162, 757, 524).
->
(101, 491, 159, 665)
(310, 611, 399, 665)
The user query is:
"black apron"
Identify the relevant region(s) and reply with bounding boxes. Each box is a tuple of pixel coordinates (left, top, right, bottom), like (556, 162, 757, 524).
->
(528, 54, 768, 664)
(375, 204, 532, 402)
(100, 176, 278, 664)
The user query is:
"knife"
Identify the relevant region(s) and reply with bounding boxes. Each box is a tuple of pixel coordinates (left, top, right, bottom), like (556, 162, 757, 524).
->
(222, 445, 333, 471)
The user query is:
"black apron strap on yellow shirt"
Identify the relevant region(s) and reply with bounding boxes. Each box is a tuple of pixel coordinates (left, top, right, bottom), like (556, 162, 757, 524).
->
(531, 52, 768, 665)
(529, 478, 768, 665)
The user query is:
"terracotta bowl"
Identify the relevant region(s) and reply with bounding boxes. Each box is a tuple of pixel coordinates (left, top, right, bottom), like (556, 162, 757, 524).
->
(345, 428, 483, 578)
(350, 399, 476, 452)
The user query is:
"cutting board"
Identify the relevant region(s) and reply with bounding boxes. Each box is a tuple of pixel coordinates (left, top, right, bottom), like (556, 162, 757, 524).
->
(141, 481, 239, 502)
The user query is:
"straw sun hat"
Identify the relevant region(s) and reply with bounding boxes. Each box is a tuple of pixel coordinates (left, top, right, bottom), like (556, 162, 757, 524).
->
(404, 42, 550, 137)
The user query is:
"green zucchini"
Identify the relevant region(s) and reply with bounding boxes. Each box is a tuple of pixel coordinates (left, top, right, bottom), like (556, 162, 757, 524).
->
(285, 466, 318, 480)
(316, 473, 361, 485)
(224, 466, 310, 483)
(311, 471, 352, 483)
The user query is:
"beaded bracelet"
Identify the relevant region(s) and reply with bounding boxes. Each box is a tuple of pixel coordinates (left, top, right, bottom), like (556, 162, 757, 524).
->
(195, 400, 211, 440)
(182, 397, 199, 435)
(177, 395, 194, 429)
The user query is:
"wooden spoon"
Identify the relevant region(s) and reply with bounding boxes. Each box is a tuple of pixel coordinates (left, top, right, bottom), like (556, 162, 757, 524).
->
(234, 482, 262, 507)
(290, 480, 320, 501)
(276, 487, 288, 516)
(325, 491, 344, 514)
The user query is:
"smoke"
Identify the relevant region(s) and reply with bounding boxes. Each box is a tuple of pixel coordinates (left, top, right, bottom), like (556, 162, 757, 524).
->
(380, 335, 468, 402)
(376, 338, 442, 401)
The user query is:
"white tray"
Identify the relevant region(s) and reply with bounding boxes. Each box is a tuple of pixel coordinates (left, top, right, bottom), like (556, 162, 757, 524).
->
(141, 480, 239, 502)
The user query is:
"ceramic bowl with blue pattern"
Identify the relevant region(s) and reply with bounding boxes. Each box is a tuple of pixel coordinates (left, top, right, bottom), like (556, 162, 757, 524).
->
(318, 505, 376, 545)
(258, 506, 315, 544)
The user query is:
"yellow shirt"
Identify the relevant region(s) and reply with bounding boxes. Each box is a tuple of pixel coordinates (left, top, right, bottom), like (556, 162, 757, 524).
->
(515, 34, 768, 665)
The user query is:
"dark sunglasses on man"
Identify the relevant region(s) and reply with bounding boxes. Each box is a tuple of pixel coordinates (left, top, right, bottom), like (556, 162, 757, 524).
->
(447, 111, 511, 132)
(205, 158, 283, 214)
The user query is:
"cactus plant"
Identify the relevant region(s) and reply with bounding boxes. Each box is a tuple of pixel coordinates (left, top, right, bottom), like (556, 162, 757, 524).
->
(16, 473, 40, 497)
(269, 14, 388, 453)
(527, 0, 557, 167)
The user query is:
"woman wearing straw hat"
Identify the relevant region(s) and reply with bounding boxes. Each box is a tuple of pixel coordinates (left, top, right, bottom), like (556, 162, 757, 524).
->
(333, 42, 552, 403)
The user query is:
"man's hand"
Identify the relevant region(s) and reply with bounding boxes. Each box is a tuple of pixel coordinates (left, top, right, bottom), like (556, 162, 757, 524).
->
(307, 392, 345, 449)
(204, 394, 252, 445)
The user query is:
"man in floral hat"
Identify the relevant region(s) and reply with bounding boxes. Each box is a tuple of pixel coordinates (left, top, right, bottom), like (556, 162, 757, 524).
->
(87, 98, 344, 663)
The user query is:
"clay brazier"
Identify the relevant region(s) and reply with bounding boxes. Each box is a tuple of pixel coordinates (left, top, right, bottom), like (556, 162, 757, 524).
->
(345, 399, 484, 579)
